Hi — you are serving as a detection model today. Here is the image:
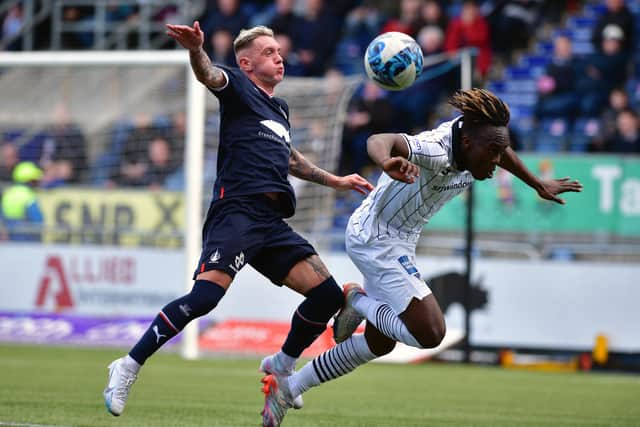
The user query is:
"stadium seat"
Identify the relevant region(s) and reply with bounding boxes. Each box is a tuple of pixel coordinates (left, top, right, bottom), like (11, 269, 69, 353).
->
(534, 118, 569, 152)
(333, 39, 365, 76)
(570, 117, 601, 152)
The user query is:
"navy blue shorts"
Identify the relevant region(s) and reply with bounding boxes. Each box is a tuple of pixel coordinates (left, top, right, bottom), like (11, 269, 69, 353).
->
(193, 195, 316, 285)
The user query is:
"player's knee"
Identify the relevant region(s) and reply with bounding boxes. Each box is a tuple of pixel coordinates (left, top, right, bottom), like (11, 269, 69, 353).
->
(415, 323, 446, 349)
(305, 276, 344, 316)
(187, 280, 227, 317)
(370, 339, 396, 357)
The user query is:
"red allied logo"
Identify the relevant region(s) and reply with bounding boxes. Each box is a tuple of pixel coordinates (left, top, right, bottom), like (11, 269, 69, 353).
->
(34, 254, 136, 311)
(35, 256, 74, 311)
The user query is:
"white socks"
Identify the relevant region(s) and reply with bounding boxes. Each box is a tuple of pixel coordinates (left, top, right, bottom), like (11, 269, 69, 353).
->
(288, 334, 376, 397)
(274, 350, 297, 373)
(352, 293, 422, 348)
(124, 354, 142, 373)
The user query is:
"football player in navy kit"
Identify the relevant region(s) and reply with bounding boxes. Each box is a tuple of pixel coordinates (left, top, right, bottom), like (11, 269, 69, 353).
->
(103, 22, 373, 426)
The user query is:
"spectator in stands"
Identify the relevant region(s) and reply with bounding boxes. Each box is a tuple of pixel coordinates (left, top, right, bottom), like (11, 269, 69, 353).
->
(343, 4, 384, 44)
(444, 0, 492, 80)
(604, 108, 640, 153)
(487, 0, 544, 61)
(591, 0, 635, 57)
(419, 0, 448, 33)
(0, 141, 19, 182)
(397, 25, 454, 131)
(600, 87, 631, 142)
(0, 161, 44, 241)
(201, 0, 249, 43)
(2, 3, 23, 51)
(382, 0, 424, 37)
(340, 80, 395, 174)
(534, 34, 579, 121)
(332, 4, 384, 75)
(109, 117, 156, 187)
(59, 5, 96, 49)
(289, 0, 341, 76)
(165, 111, 186, 166)
(40, 103, 88, 187)
(274, 33, 305, 76)
(146, 136, 177, 189)
(576, 24, 628, 117)
(254, 0, 300, 38)
(205, 28, 236, 65)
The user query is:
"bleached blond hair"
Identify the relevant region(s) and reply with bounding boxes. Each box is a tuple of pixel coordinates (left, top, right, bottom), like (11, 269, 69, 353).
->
(233, 26, 274, 54)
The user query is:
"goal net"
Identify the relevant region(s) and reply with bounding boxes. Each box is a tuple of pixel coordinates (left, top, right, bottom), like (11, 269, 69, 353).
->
(0, 51, 360, 357)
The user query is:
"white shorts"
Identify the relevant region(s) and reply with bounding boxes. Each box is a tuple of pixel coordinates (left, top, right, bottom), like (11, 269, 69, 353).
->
(345, 221, 432, 315)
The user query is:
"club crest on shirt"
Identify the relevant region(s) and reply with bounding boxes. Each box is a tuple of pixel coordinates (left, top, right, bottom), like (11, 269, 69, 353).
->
(208, 249, 221, 264)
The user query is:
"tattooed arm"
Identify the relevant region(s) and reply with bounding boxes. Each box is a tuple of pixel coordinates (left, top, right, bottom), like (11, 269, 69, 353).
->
(189, 48, 227, 89)
(289, 147, 374, 194)
(166, 21, 227, 89)
(289, 146, 332, 186)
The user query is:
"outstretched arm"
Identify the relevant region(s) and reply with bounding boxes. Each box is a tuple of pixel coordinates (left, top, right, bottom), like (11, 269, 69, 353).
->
(367, 133, 419, 184)
(166, 21, 227, 89)
(289, 147, 373, 195)
(498, 146, 582, 204)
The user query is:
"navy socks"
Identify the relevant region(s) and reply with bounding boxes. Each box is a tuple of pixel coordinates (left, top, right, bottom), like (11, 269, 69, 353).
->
(282, 277, 343, 358)
(129, 280, 226, 364)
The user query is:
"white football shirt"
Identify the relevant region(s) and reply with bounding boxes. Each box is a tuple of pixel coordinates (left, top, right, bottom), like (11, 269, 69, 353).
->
(350, 117, 474, 244)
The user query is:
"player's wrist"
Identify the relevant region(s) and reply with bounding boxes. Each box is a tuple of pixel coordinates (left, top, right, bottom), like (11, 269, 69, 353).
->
(326, 174, 340, 188)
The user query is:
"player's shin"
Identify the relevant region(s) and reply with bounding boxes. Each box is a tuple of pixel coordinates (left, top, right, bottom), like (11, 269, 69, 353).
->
(353, 295, 422, 348)
(288, 334, 376, 397)
(281, 277, 343, 358)
(129, 280, 226, 364)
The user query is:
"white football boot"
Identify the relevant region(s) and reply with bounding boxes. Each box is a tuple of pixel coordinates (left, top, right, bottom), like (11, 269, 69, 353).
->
(103, 357, 138, 416)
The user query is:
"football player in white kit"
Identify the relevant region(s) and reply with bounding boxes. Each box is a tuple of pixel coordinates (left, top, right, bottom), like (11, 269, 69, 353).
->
(262, 89, 583, 424)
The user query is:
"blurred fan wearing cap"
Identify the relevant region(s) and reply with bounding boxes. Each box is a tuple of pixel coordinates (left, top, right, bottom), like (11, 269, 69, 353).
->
(591, 0, 635, 55)
(0, 161, 44, 241)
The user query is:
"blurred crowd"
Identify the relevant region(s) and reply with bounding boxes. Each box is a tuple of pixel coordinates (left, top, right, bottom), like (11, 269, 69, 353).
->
(0, 0, 639, 202)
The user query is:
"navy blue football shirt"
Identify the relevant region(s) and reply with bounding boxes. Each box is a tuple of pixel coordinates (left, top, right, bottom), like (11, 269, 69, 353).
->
(208, 65, 296, 217)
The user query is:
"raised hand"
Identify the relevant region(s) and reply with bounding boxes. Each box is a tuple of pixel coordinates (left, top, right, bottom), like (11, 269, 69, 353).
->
(382, 157, 420, 184)
(537, 177, 583, 204)
(166, 21, 204, 51)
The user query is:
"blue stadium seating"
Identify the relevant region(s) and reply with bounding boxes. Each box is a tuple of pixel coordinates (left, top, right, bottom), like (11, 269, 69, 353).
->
(570, 117, 601, 152)
(534, 118, 569, 152)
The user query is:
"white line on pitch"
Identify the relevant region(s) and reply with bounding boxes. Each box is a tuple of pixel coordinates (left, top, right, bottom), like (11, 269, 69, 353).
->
(0, 422, 70, 427)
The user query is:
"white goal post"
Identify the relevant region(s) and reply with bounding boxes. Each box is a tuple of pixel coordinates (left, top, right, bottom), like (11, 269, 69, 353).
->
(0, 50, 205, 358)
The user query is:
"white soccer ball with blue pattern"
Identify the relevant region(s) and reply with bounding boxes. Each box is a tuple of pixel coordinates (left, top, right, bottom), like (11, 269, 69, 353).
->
(364, 32, 424, 91)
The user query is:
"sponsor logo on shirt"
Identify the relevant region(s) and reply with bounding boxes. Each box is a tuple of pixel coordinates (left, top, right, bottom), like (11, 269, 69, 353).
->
(398, 255, 420, 279)
(432, 181, 471, 193)
(260, 120, 290, 143)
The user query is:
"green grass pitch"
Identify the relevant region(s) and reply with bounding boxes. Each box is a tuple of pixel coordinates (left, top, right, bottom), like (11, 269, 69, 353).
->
(1, 344, 639, 427)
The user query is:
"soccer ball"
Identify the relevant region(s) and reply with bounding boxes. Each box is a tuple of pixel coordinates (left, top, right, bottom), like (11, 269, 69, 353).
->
(364, 32, 424, 91)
